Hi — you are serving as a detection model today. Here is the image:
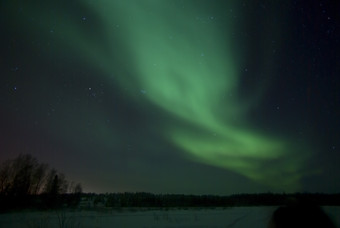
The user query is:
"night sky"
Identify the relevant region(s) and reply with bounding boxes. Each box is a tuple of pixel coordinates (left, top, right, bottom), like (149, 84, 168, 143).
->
(1, 0, 339, 195)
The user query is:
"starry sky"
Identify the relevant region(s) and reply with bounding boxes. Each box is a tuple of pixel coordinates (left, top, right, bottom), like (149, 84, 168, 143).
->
(1, 0, 339, 195)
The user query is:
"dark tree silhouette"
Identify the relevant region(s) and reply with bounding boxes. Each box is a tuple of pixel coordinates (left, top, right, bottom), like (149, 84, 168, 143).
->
(30, 163, 48, 195)
(0, 160, 12, 195)
(74, 183, 82, 194)
(43, 168, 57, 195)
(0, 154, 38, 196)
(0, 154, 82, 211)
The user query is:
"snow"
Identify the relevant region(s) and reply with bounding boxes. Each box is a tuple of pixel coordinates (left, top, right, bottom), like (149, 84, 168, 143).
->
(0, 207, 339, 228)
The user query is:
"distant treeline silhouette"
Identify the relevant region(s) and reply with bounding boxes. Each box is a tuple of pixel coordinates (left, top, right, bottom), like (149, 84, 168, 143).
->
(86, 192, 340, 208)
(1, 154, 340, 212)
(0, 154, 82, 212)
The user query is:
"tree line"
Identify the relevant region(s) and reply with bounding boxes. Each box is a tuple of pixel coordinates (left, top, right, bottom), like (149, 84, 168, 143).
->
(0, 154, 82, 211)
(2, 154, 340, 211)
(87, 192, 340, 208)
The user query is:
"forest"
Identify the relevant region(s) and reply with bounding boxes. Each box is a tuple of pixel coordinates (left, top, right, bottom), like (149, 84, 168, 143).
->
(0, 154, 82, 211)
(1, 154, 340, 213)
(88, 192, 340, 208)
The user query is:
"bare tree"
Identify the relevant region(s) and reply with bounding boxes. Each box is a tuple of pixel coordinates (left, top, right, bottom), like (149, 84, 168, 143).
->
(68, 181, 82, 194)
(9, 154, 38, 196)
(43, 169, 68, 195)
(0, 154, 77, 198)
(57, 173, 68, 194)
(0, 160, 12, 195)
(29, 163, 48, 195)
(74, 183, 82, 194)
(0, 154, 82, 210)
(43, 168, 58, 195)
(68, 181, 75, 194)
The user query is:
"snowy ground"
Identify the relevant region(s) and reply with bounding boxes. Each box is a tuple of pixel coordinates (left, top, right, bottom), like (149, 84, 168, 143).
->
(0, 206, 339, 228)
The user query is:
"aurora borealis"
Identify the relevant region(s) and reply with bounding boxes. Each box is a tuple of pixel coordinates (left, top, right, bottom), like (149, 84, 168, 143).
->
(1, 1, 339, 194)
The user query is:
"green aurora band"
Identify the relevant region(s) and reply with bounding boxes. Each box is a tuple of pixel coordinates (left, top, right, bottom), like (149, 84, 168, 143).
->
(10, 0, 310, 190)
(92, 1, 308, 190)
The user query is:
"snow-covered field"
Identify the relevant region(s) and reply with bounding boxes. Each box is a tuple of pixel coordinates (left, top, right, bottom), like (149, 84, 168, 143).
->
(0, 206, 339, 228)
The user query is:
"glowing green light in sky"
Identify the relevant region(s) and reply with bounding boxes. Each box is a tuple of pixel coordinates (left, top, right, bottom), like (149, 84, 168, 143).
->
(15, 0, 309, 190)
(83, 0, 307, 190)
